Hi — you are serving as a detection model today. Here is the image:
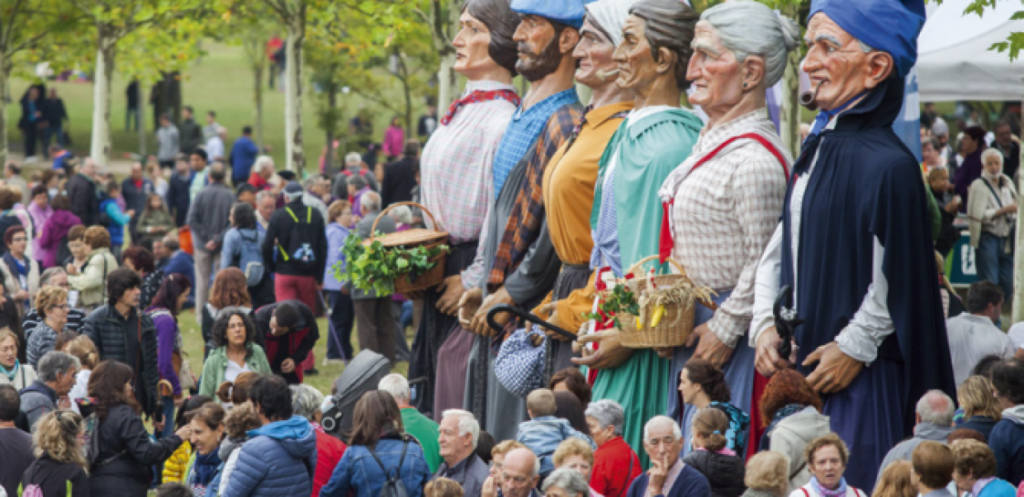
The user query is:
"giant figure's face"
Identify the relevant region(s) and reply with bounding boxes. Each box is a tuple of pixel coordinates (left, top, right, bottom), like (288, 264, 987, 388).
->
(687, 20, 751, 116)
(613, 15, 659, 93)
(573, 19, 618, 89)
(513, 14, 566, 82)
(453, 11, 499, 79)
(803, 13, 892, 111)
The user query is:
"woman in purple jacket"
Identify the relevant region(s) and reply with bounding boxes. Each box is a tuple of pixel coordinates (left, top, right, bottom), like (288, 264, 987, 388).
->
(146, 273, 192, 438)
(38, 194, 80, 269)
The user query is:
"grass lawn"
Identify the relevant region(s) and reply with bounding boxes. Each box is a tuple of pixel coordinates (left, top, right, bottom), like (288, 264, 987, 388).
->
(4, 42, 420, 172)
(174, 307, 410, 397)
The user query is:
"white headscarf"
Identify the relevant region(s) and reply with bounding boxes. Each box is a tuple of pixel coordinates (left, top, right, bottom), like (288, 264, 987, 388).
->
(585, 0, 638, 47)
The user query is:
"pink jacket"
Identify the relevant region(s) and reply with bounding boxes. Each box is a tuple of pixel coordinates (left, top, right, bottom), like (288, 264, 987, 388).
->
(383, 125, 404, 158)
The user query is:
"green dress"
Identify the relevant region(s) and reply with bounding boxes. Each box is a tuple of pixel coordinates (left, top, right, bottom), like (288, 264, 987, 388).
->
(588, 107, 703, 467)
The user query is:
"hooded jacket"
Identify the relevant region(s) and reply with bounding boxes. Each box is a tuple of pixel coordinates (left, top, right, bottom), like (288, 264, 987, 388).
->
(221, 416, 318, 497)
(39, 209, 81, 268)
(682, 449, 746, 497)
(516, 415, 596, 477)
(991, 405, 1024, 485)
(767, 408, 832, 492)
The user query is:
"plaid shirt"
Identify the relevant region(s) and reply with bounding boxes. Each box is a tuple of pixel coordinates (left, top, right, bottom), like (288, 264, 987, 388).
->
(659, 109, 790, 346)
(488, 103, 583, 292)
(420, 81, 519, 244)
(491, 88, 581, 199)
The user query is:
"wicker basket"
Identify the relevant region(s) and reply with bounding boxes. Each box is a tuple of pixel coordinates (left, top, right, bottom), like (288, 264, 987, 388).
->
(617, 256, 714, 349)
(366, 202, 450, 294)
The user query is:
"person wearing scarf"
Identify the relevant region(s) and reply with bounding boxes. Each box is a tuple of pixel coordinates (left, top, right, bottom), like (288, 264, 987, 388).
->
(0, 226, 39, 313)
(186, 403, 226, 497)
(751, 0, 955, 487)
(790, 434, 867, 497)
(0, 328, 37, 389)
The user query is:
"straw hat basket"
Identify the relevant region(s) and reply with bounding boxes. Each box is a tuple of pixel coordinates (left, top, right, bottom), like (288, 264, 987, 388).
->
(366, 201, 449, 293)
(616, 255, 716, 349)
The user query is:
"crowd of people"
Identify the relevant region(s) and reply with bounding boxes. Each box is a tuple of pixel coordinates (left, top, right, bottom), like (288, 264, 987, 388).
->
(1, 0, 1024, 496)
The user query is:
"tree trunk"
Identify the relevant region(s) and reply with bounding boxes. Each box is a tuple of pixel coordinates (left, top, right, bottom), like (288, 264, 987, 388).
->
(254, 63, 265, 150)
(396, 51, 413, 136)
(0, 57, 9, 168)
(325, 82, 337, 175)
(284, 23, 305, 172)
(778, 47, 802, 157)
(90, 39, 115, 168)
(137, 82, 147, 156)
(436, 53, 458, 113)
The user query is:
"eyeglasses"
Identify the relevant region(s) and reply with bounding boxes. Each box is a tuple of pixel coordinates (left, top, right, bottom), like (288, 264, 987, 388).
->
(11, 237, 26, 242)
(51, 304, 70, 311)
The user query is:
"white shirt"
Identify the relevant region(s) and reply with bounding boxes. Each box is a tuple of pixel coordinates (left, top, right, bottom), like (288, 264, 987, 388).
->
(1008, 322, 1024, 350)
(69, 369, 91, 414)
(206, 136, 225, 161)
(751, 115, 894, 364)
(946, 313, 1016, 386)
(224, 358, 251, 384)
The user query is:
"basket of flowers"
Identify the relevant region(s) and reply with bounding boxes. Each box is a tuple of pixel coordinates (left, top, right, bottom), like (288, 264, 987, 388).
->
(336, 202, 450, 297)
(589, 255, 715, 349)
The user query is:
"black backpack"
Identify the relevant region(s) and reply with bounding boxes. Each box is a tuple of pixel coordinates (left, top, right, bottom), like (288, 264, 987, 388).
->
(368, 437, 410, 497)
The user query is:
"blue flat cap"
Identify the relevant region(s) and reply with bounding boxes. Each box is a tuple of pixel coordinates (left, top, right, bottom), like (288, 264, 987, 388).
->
(809, 0, 925, 79)
(511, 0, 587, 29)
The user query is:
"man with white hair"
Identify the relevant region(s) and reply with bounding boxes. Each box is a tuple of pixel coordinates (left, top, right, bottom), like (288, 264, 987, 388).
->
(255, 190, 276, 235)
(496, 447, 542, 497)
(349, 190, 399, 363)
(19, 351, 79, 430)
(332, 151, 379, 200)
(248, 155, 276, 191)
(378, 373, 443, 472)
(876, 390, 955, 481)
(263, 182, 327, 312)
(629, 416, 710, 497)
(932, 119, 957, 176)
(66, 157, 99, 226)
(436, 409, 489, 497)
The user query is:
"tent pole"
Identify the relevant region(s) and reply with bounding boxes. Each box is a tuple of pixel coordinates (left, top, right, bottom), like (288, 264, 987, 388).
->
(1013, 78, 1024, 324)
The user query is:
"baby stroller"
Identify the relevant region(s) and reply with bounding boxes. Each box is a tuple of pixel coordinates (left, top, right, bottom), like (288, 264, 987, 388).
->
(322, 350, 392, 441)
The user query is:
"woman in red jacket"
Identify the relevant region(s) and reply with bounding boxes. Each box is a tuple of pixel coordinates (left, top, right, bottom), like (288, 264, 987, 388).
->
(585, 400, 642, 497)
(291, 383, 347, 497)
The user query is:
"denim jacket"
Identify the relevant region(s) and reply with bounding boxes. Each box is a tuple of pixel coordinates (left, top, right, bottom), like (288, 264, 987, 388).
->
(320, 434, 432, 497)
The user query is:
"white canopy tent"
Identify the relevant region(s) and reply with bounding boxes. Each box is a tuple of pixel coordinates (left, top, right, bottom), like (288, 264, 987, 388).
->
(917, 0, 1024, 102)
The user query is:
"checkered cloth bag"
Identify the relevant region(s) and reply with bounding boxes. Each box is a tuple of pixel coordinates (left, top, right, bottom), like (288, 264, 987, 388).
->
(494, 324, 547, 398)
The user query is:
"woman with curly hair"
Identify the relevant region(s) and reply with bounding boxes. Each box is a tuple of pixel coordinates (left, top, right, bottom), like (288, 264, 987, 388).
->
(197, 310, 270, 398)
(26, 285, 69, 366)
(758, 368, 829, 492)
(88, 360, 189, 497)
(956, 375, 1003, 441)
(201, 268, 252, 358)
(678, 358, 750, 456)
(19, 410, 91, 497)
(206, 401, 263, 496)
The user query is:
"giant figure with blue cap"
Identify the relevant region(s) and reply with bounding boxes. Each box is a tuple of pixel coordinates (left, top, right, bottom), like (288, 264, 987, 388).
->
(750, 0, 956, 487)
(448, 0, 585, 440)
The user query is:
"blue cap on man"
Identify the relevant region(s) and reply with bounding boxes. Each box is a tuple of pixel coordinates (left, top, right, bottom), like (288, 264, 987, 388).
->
(511, 0, 588, 29)
(808, 0, 925, 79)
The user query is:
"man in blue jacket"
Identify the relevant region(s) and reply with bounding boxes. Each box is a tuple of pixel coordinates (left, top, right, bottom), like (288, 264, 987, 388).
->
(990, 359, 1024, 486)
(222, 375, 317, 497)
(231, 126, 260, 186)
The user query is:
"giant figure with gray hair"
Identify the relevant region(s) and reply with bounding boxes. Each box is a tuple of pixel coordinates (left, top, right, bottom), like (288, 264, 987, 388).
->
(750, 0, 955, 487)
(651, 0, 799, 456)
(569, 0, 702, 468)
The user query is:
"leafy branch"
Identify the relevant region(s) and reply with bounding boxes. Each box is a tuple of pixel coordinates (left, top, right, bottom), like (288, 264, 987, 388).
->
(334, 233, 449, 297)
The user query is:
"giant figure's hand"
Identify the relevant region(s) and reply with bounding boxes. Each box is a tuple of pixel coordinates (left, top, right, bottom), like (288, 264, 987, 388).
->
(571, 329, 633, 370)
(435, 275, 465, 316)
(457, 288, 482, 329)
(688, 323, 735, 369)
(469, 286, 513, 337)
(535, 302, 571, 342)
(754, 327, 791, 377)
(803, 341, 864, 394)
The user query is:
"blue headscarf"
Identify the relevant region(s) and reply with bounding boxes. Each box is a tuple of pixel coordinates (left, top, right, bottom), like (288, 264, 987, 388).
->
(808, 0, 925, 79)
(511, 0, 587, 29)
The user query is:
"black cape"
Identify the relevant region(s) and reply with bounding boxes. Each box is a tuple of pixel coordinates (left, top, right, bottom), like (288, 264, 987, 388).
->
(780, 77, 956, 431)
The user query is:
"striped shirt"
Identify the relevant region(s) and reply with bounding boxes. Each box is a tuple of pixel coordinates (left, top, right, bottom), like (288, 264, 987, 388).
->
(659, 109, 789, 346)
(492, 88, 580, 198)
(420, 81, 518, 244)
